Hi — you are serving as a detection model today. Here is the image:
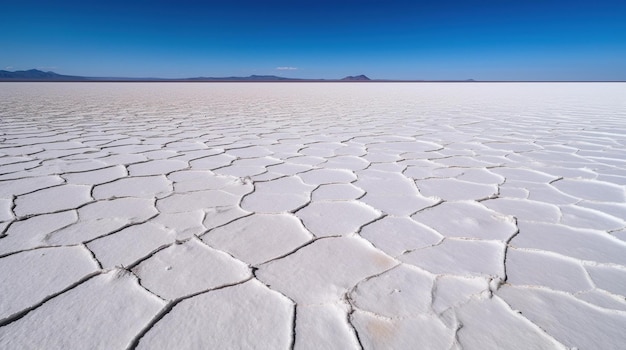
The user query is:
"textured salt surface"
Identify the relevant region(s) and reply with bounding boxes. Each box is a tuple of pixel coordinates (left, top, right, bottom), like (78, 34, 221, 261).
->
(1, 82, 626, 349)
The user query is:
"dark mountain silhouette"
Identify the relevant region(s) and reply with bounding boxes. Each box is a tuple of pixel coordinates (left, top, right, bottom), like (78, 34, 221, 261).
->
(0, 70, 313, 82)
(0, 69, 379, 82)
(341, 75, 371, 81)
(0, 69, 86, 81)
(0, 69, 482, 82)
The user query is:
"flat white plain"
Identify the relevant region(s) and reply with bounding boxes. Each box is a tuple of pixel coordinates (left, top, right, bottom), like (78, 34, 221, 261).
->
(0, 82, 625, 349)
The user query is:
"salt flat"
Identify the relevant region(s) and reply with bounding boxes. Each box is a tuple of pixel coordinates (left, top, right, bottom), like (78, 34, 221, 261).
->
(1, 82, 625, 349)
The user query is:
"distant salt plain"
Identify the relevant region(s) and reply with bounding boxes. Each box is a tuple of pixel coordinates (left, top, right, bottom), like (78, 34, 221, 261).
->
(1, 82, 625, 349)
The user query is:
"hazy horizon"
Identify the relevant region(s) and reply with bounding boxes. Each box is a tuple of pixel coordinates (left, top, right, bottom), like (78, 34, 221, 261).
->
(3, 0, 626, 81)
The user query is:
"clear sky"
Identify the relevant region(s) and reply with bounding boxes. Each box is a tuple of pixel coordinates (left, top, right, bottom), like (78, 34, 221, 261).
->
(2, 0, 625, 80)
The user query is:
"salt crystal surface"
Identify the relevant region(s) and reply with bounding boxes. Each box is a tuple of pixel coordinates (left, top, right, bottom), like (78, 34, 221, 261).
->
(498, 285, 626, 350)
(0, 211, 78, 254)
(203, 213, 312, 265)
(2, 82, 626, 349)
(168, 170, 237, 192)
(128, 159, 189, 176)
(523, 182, 579, 205)
(359, 216, 442, 256)
(202, 205, 249, 230)
(0, 160, 46, 176)
(266, 162, 312, 175)
(411, 201, 517, 240)
(577, 201, 626, 221)
(559, 204, 625, 231)
(576, 289, 626, 311)
(350, 264, 434, 318)
(226, 145, 273, 158)
(240, 176, 314, 213)
(552, 179, 626, 202)
(188, 153, 235, 170)
(13, 184, 92, 217)
(157, 189, 241, 213)
(455, 295, 566, 350)
(257, 237, 397, 303)
(152, 210, 206, 239)
(99, 153, 148, 166)
(87, 222, 175, 268)
(351, 310, 454, 349)
(296, 200, 381, 237)
(585, 264, 626, 297)
(482, 198, 562, 223)
(431, 276, 488, 313)
(136, 279, 292, 349)
(311, 183, 365, 201)
(400, 239, 505, 278)
(456, 168, 505, 185)
(505, 248, 593, 293)
(93, 175, 172, 199)
(295, 303, 360, 350)
(356, 170, 438, 215)
(512, 221, 626, 266)
(0, 246, 99, 321)
(322, 155, 370, 170)
(132, 238, 251, 299)
(47, 197, 158, 244)
(0, 270, 165, 349)
(61, 164, 127, 185)
(416, 179, 498, 200)
(0, 199, 13, 222)
(298, 168, 357, 185)
(489, 167, 558, 183)
(213, 163, 267, 177)
(39, 158, 109, 174)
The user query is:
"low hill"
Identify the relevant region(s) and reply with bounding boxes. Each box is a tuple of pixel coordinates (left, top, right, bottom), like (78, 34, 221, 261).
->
(341, 75, 371, 81)
(0, 69, 86, 81)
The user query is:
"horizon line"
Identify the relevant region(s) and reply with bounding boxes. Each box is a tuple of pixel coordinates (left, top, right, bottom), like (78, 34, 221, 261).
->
(2, 80, 626, 83)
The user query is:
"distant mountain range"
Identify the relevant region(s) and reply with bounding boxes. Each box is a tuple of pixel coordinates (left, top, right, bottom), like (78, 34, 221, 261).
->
(3, 69, 620, 82)
(0, 69, 379, 82)
(0, 69, 486, 82)
(0, 69, 87, 81)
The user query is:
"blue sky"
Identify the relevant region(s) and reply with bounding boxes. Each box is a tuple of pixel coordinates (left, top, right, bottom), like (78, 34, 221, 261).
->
(2, 0, 625, 80)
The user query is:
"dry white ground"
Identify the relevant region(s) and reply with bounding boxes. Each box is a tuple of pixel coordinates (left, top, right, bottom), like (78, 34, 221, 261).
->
(0, 82, 625, 349)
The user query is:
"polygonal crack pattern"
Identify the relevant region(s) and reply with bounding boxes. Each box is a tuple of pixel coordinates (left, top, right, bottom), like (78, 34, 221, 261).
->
(1, 83, 626, 349)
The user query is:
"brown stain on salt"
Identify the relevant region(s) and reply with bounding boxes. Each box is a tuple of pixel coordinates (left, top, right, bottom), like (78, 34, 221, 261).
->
(365, 316, 397, 344)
